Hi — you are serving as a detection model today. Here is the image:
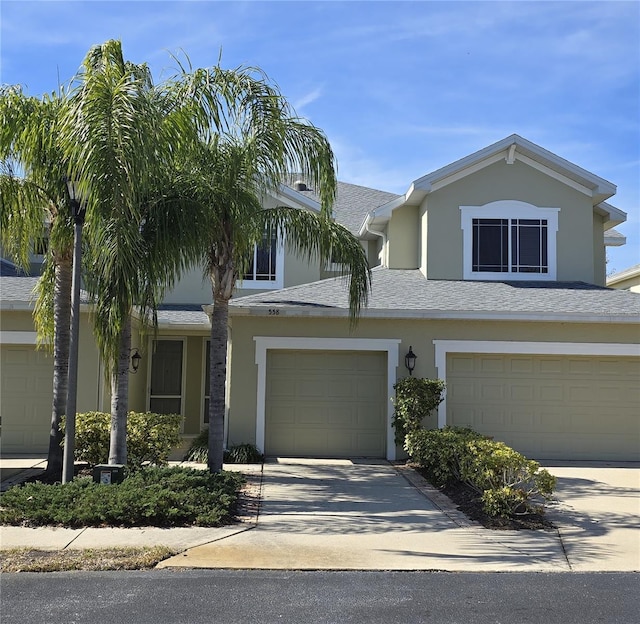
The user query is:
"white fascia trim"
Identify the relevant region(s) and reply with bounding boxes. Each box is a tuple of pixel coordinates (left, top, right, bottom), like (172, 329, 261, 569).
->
(0, 331, 38, 344)
(460, 200, 559, 281)
(358, 195, 408, 237)
(230, 305, 640, 325)
(429, 152, 506, 193)
(253, 336, 402, 461)
(433, 339, 640, 429)
(598, 202, 627, 229)
(273, 184, 321, 213)
(604, 233, 627, 247)
(515, 153, 594, 197)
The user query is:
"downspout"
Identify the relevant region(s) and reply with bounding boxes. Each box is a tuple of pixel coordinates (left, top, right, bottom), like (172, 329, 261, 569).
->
(364, 214, 388, 267)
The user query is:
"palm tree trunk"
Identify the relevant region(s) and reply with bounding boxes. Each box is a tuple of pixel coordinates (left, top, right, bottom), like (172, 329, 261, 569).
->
(108, 318, 131, 465)
(208, 294, 229, 473)
(45, 257, 72, 480)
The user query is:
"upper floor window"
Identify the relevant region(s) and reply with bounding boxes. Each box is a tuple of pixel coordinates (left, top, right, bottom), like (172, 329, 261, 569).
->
(239, 229, 284, 289)
(461, 201, 559, 281)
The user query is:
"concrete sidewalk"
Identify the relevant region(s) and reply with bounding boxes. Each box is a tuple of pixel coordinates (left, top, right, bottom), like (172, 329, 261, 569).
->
(1, 457, 638, 572)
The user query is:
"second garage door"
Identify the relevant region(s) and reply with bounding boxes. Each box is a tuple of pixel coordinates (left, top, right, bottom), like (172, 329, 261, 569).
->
(446, 353, 640, 461)
(265, 350, 387, 457)
(1, 345, 53, 453)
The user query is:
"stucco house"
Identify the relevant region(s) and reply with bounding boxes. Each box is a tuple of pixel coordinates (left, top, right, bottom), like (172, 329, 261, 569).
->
(2, 134, 639, 461)
(607, 264, 640, 294)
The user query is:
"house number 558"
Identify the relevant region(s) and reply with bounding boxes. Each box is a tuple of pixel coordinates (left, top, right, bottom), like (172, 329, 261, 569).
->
(268, 309, 280, 315)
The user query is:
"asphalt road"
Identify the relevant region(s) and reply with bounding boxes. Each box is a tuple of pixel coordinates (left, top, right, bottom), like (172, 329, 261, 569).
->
(1, 570, 638, 624)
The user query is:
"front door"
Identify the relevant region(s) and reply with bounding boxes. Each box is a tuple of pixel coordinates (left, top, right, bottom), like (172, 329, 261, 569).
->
(149, 339, 184, 415)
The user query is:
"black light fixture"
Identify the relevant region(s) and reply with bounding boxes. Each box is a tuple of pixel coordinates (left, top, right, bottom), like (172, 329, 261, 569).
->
(65, 178, 87, 223)
(130, 348, 142, 374)
(405, 345, 417, 376)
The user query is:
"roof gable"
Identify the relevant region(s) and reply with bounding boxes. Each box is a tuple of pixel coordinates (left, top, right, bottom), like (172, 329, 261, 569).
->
(360, 134, 625, 235)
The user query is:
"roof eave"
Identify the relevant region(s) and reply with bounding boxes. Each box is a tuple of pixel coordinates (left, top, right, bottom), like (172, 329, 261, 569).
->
(228, 305, 640, 324)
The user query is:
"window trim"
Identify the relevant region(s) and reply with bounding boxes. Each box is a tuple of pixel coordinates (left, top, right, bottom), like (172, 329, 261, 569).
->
(460, 200, 559, 280)
(238, 233, 285, 290)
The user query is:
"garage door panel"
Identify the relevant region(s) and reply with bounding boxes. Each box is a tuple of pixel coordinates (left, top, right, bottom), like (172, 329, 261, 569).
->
(266, 350, 386, 458)
(538, 358, 563, 374)
(447, 353, 639, 461)
(509, 357, 534, 373)
(1, 345, 53, 453)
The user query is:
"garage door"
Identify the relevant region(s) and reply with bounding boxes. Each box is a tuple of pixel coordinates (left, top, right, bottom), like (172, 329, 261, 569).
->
(447, 353, 640, 461)
(1, 345, 53, 453)
(266, 350, 387, 457)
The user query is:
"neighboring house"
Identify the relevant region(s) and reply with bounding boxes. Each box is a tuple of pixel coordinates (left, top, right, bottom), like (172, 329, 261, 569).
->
(607, 264, 640, 294)
(1, 134, 639, 461)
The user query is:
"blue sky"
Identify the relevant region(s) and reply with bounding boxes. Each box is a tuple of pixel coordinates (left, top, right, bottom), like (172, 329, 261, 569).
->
(2, 0, 638, 274)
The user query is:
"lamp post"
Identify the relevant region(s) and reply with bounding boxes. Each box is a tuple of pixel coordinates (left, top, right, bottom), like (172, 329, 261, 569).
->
(62, 179, 87, 484)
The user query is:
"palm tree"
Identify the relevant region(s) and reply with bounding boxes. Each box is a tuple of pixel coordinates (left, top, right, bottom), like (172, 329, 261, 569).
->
(61, 40, 202, 464)
(173, 68, 371, 472)
(0, 86, 75, 480)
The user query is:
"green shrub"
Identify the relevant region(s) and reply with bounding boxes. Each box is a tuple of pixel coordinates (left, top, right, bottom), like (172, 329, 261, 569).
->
(183, 428, 209, 463)
(67, 411, 183, 470)
(0, 466, 244, 527)
(392, 377, 445, 444)
(405, 426, 556, 517)
(224, 443, 264, 464)
(183, 430, 264, 464)
(405, 426, 485, 487)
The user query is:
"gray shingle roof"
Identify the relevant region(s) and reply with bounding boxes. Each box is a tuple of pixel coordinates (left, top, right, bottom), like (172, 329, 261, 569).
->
(1, 276, 90, 308)
(230, 267, 640, 322)
(155, 304, 209, 327)
(0, 276, 40, 305)
(297, 181, 400, 234)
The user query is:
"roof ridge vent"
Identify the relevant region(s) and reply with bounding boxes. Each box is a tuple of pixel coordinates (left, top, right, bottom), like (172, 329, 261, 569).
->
(293, 180, 308, 191)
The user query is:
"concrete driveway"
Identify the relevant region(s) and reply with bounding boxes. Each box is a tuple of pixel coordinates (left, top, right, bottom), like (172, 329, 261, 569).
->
(159, 459, 569, 572)
(2, 456, 637, 571)
(543, 462, 640, 572)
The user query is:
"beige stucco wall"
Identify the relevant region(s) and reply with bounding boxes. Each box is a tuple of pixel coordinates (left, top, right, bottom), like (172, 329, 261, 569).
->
(422, 159, 599, 283)
(387, 205, 419, 269)
(226, 313, 639, 446)
(592, 213, 607, 286)
(127, 329, 209, 435)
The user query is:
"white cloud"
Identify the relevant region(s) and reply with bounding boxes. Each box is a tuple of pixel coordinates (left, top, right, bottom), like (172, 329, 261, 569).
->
(293, 87, 323, 112)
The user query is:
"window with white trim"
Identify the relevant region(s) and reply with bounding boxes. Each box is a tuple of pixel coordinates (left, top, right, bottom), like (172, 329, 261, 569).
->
(239, 229, 284, 289)
(461, 201, 559, 280)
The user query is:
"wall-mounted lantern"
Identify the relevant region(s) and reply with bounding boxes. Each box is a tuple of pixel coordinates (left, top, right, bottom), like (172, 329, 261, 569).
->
(129, 348, 142, 374)
(405, 345, 417, 376)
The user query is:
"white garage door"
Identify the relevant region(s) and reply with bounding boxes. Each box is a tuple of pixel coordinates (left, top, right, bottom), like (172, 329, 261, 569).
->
(1, 345, 53, 453)
(446, 353, 640, 461)
(266, 350, 387, 457)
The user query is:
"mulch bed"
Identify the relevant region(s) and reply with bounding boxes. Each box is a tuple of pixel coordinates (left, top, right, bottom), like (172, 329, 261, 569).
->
(415, 468, 555, 531)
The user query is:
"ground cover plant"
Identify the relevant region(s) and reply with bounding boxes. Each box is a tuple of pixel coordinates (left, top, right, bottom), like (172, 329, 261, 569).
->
(0, 466, 244, 527)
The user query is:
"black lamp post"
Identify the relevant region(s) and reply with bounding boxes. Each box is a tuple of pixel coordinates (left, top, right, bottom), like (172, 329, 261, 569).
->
(62, 178, 87, 484)
(405, 345, 417, 376)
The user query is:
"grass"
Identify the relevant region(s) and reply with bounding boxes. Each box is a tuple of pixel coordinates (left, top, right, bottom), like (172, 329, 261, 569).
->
(0, 546, 176, 573)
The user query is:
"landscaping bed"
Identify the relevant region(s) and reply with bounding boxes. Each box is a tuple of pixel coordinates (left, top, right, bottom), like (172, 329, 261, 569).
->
(422, 469, 555, 531)
(0, 465, 244, 528)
